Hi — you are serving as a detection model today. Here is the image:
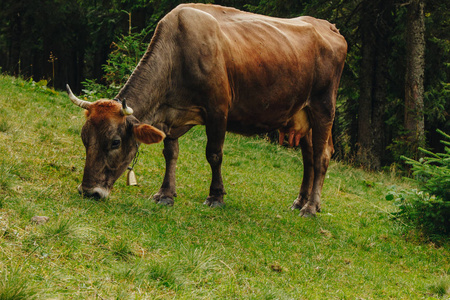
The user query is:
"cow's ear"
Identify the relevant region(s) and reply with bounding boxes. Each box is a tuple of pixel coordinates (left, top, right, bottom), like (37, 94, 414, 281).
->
(133, 124, 166, 144)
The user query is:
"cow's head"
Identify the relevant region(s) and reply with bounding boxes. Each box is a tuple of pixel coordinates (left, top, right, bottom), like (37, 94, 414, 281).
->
(66, 85, 165, 198)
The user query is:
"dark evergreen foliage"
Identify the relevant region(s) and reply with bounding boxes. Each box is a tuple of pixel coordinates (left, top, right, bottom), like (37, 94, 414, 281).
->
(388, 129, 450, 235)
(0, 0, 448, 166)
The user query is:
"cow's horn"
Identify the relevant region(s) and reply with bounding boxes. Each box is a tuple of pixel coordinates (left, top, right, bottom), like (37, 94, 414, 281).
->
(121, 99, 134, 115)
(66, 84, 91, 109)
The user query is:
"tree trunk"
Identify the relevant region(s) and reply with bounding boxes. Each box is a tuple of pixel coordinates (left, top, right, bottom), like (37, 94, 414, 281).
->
(356, 1, 376, 168)
(9, 10, 22, 75)
(356, 0, 393, 169)
(372, 34, 387, 169)
(357, 0, 390, 169)
(404, 0, 426, 157)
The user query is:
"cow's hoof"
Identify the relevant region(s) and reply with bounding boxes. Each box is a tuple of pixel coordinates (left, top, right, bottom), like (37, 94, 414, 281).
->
(299, 204, 320, 217)
(153, 191, 176, 203)
(290, 197, 306, 210)
(153, 193, 162, 203)
(203, 196, 224, 208)
(299, 209, 316, 218)
(156, 196, 174, 206)
(153, 193, 174, 206)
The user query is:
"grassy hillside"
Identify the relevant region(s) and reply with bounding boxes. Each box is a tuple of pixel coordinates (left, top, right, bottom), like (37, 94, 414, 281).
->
(0, 75, 449, 299)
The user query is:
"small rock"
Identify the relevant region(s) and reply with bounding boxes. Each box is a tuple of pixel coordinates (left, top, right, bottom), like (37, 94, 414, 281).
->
(31, 216, 49, 225)
(270, 264, 284, 273)
(320, 228, 333, 238)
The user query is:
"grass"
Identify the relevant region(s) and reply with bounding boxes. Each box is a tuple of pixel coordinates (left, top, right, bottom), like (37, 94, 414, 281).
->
(0, 74, 449, 299)
(0, 264, 39, 300)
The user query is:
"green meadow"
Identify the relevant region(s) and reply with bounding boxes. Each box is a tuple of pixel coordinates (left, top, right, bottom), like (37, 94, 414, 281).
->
(0, 75, 448, 299)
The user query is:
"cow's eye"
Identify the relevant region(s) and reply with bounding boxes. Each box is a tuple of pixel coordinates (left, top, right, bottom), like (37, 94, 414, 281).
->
(111, 139, 121, 149)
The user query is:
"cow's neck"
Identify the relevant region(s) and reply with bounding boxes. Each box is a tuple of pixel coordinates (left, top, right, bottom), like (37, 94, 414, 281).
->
(115, 23, 173, 127)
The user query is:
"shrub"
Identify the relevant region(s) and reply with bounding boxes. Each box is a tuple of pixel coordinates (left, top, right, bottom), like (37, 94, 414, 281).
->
(388, 129, 450, 235)
(82, 26, 153, 99)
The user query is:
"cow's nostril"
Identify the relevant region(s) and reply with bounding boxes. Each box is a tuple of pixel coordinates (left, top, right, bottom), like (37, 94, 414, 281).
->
(91, 192, 101, 199)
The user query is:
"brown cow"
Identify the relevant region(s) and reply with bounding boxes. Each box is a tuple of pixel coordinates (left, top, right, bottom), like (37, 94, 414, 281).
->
(67, 3, 347, 216)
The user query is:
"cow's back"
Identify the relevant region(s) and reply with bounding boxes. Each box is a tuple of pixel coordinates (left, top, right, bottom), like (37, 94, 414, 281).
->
(175, 3, 346, 70)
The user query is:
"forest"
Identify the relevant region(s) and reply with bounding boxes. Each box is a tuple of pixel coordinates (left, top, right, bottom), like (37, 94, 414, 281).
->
(0, 0, 449, 169)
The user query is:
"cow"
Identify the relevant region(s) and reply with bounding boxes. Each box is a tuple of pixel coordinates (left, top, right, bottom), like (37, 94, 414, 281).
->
(66, 3, 347, 217)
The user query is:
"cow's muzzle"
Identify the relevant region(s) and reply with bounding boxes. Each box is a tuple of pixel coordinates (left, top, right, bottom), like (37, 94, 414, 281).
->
(78, 185, 110, 199)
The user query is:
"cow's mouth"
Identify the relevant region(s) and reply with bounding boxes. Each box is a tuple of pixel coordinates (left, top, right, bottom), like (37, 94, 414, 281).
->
(78, 185, 110, 199)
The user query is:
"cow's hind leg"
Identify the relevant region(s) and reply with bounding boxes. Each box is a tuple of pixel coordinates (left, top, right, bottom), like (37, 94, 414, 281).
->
(300, 133, 334, 216)
(299, 87, 336, 217)
(153, 138, 179, 206)
(291, 131, 314, 210)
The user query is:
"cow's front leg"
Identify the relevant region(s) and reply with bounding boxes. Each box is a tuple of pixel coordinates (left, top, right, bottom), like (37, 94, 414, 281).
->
(153, 138, 179, 206)
(203, 117, 227, 207)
